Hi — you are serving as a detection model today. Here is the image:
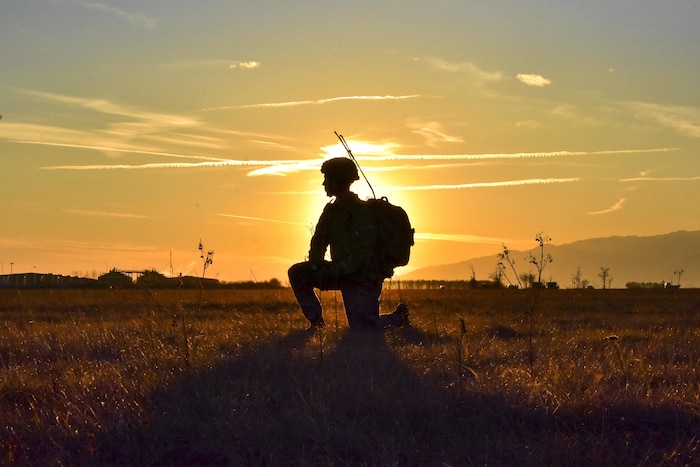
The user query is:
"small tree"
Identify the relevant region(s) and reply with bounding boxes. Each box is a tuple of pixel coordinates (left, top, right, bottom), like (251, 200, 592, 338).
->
(520, 271, 535, 289)
(528, 232, 553, 286)
(199, 239, 214, 278)
(673, 269, 684, 286)
(489, 266, 505, 288)
(497, 243, 523, 288)
(598, 267, 611, 289)
(571, 266, 583, 289)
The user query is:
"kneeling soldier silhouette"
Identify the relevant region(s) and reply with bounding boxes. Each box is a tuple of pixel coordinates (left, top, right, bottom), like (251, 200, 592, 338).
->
(288, 157, 409, 331)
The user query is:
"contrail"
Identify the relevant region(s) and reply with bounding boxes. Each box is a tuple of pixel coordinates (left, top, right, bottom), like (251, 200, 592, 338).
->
(350, 147, 682, 162)
(13, 140, 228, 162)
(587, 198, 626, 215)
(217, 213, 309, 226)
(34, 145, 681, 172)
(203, 94, 422, 111)
(415, 232, 518, 244)
(262, 177, 581, 195)
(40, 159, 305, 171)
(620, 175, 700, 182)
(381, 178, 581, 191)
(64, 209, 150, 219)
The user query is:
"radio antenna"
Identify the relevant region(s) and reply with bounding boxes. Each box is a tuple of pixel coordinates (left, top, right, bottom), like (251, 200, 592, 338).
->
(334, 131, 376, 199)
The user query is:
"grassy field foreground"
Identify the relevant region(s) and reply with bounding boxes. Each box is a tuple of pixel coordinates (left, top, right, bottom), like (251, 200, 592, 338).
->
(1, 287, 698, 466)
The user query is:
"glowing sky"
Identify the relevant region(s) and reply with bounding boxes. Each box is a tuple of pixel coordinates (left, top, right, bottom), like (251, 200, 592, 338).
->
(1, 0, 699, 282)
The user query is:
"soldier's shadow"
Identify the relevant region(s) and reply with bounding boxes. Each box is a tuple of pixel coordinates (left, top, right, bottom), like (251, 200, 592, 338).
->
(98, 324, 473, 465)
(94, 321, 700, 466)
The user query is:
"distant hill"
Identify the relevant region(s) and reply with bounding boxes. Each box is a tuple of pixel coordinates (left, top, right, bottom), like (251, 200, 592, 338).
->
(400, 230, 700, 288)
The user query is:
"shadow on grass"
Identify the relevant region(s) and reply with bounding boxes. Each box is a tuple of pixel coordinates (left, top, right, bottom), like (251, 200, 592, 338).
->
(92, 325, 698, 466)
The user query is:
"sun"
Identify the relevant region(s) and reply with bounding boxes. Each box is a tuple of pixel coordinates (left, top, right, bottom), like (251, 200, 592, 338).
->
(320, 140, 398, 159)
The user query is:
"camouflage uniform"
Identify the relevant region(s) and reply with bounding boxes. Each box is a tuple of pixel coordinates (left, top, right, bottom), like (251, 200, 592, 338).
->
(289, 157, 405, 331)
(289, 191, 403, 330)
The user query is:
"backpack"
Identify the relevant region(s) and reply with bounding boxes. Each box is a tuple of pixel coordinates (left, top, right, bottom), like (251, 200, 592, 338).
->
(366, 196, 415, 278)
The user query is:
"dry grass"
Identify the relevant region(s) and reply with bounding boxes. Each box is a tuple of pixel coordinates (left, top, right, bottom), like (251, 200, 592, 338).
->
(1, 287, 698, 466)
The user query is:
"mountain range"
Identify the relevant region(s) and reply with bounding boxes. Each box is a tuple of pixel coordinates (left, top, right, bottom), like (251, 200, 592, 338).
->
(400, 230, 700, 288)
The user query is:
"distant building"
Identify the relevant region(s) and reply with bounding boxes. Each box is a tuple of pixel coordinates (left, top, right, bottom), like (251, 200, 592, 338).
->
(0, 273, 97, 288)
(97, 271, 133, 288)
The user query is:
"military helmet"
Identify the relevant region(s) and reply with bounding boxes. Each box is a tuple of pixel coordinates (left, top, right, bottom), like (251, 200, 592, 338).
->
(321, 157, 359, 183)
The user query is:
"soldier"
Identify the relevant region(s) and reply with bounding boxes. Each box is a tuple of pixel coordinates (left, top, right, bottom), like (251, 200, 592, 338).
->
(288, 157, 409, 331)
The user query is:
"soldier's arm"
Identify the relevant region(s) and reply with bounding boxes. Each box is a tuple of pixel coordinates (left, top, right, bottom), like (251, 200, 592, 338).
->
(308, 204, 331, 264)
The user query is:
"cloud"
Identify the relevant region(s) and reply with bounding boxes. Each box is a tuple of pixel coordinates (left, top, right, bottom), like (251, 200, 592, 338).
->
(0, 237, 166, 257)
(203, 94, 422, 111)
(217, 214, 309, 227)
(550, 104, 608, 127)
(5, 89, 238, 157)
(422, 57, 502, 84)
(13, 140, 227, 163)
(621, 101, 700, 139)
(23, 90, 196, 128)
(246, 160, 325, 177)
(52, 1, 158, 29)
(588, 198, 625, 215)
(407, 122, 463, 146)
(5, 89, 309, 163)
(266, 178, 582, 195)
(415, 233, 520, 244)
(160, 59, 260, 71)
(619, 176, 700, 182)
(64, 209, 150, 219)
(387, 178, 581, 192)
(516, 73, 552, 87)
(516, 120, 541, 129)
(34, 147, 681, 173)
(40, 159, 297, 171)
(231, 61, 261, 70)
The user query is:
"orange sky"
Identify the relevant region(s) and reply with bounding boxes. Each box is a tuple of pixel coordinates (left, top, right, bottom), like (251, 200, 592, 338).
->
(1, 1, 699, 282)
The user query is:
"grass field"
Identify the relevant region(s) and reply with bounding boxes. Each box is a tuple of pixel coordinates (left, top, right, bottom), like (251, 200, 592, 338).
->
(1, 287, 698, 466)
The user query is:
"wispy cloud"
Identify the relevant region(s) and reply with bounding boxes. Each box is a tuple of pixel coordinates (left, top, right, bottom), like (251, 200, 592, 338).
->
(421, 57, 502, 85)
(407, 121, 463, 146)
(241, 147, 678, 177)
(0, 237, 165, 256)
(266, 178, 581, 195)
(159, 59, 261, 71)
(387, 178, 581, 192)
(620, 176, 700, 182)
(5, 89, 309, 163)
(13, 140, 227, 163)
(64, 209, 150, 219)
(4, 89, 237, 157)
(203, 94, 422, 111)
(231, 61, 261, 70)
(51, 1, 158, 29)
(246, 160, 327, 177)
(40, 159, 297, 171)
(415, 232, 519, 244)
(23, 90, 196, 128)
(517, 73, 552, 87)
(621, 101, 700, 139)
(588, 198, 625, 215)
(516, 120, 541, 129)
(217, 214, 309, 227)
(550, 104, 607, 127)
(352, 147, 680, 162)
(36, 147, 681, 173)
